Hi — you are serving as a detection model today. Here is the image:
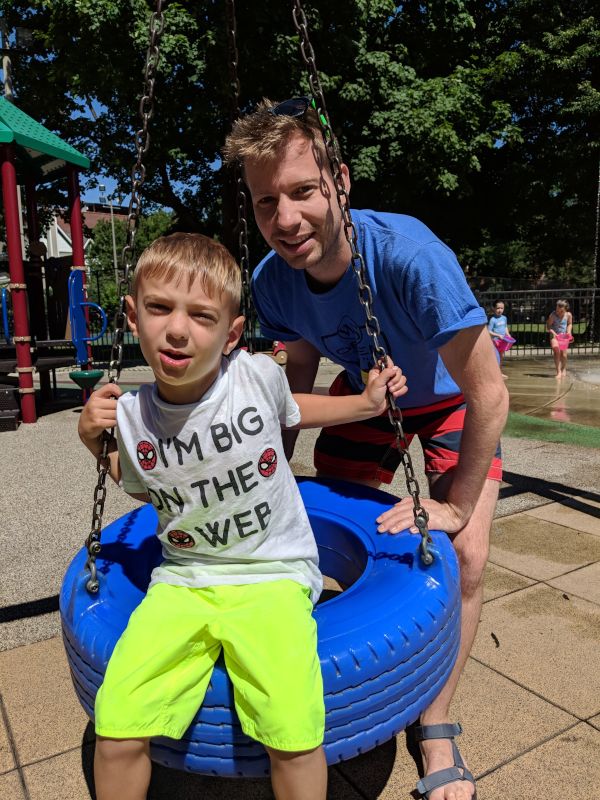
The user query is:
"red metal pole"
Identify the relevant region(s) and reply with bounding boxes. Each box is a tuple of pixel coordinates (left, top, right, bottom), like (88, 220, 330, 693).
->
(67, 166, 86, 268)
(1, 143, 36, 422)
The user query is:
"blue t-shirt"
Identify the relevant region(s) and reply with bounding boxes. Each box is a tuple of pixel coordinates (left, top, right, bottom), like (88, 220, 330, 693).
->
(252, 210, 486, 409)
(488, 315, 508, 336)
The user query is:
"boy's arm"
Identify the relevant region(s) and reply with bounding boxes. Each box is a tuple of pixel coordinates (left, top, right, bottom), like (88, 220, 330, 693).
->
(289, 361, 407, 429)
(281, 339, 322, 457)
(78, 383, 122, 484)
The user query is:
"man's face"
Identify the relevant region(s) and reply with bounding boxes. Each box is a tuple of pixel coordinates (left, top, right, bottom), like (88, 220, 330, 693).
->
(244, 133, 351, 285)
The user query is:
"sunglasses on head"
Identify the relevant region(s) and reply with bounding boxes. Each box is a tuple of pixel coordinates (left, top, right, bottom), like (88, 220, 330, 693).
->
(269, 96, 312, 117)
(268, 96, 329, 129)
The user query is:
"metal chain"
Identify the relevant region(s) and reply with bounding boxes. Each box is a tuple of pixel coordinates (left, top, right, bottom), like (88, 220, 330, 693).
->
(85, 1, 165, 592)
(291, 0, 433, 564)
(225, 0, 256, 353)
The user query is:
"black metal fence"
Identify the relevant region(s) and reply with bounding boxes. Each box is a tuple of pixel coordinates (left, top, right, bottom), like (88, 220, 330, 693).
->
(86, 287, 600, 368)
(87, 326, 274, 369)
(475, 287, 600, 357)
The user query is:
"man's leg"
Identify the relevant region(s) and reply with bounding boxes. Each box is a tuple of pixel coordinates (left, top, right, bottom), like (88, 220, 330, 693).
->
(415, 474, 499, 800)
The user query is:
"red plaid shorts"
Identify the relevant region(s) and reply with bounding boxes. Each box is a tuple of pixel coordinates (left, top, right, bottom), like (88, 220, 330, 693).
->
(314, 372, 502, 485)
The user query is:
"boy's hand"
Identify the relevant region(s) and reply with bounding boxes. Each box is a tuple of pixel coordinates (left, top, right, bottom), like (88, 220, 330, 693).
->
(364, 358, 407, 415)
(78, 382, 122, 446)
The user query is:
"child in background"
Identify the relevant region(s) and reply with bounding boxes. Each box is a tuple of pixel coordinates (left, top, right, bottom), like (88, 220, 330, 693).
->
(78, 232, 406, 800)
(488, 300, 510, 375)
(547, 299, 573, 379)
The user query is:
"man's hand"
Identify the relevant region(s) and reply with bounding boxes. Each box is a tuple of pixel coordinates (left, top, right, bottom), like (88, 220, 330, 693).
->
(78, 382, 122, 447)
(376, 496, 468, 536)
(363, 359, 407, 415)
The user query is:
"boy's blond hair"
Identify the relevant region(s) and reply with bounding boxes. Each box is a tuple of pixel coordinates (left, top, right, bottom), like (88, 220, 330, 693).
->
(132, 233, 241, 315)
(222, 98, 328, 169)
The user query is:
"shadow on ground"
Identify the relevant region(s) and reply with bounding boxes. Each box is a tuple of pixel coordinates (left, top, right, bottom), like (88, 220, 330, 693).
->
(80, 723, 407, 799)
(501, 471, 600, 517)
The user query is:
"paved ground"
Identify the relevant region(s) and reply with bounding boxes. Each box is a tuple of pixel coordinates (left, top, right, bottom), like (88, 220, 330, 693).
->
(1, 357, 599, 798)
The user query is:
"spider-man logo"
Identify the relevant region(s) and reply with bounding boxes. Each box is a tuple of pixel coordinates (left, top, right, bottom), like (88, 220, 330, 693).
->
(137, 440, 157, 471)
(167, 529, 196, 548)
(258, 447, 277, 477)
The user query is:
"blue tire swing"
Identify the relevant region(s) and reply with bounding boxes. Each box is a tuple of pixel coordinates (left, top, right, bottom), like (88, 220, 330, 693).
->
(60, 0, 461, 778)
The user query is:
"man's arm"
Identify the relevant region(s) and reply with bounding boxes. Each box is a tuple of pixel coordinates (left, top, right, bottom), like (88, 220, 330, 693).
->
(377, 326, 508, 534)
(281, 338, 322, 459)
(437, 325, 508, 521)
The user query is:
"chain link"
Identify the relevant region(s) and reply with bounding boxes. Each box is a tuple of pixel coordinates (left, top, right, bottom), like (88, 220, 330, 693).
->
(225, 0, 256, 353)
(291, 0, 433, 565)
(85, 1, 166, 592)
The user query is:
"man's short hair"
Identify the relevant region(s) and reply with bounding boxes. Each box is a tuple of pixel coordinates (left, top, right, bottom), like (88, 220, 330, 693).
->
(133, 232, 241, 315)
(222, 98, 328, 168)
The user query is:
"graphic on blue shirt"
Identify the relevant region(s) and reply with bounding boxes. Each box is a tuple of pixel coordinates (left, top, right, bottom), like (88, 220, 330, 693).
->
(320, 315, 392, 383)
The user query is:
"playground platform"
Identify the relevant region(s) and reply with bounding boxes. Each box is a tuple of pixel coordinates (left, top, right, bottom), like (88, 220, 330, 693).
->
(1, 357, 599, 798)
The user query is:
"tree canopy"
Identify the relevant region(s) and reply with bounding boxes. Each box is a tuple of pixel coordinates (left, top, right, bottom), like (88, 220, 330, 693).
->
(1, 0, 598, 285)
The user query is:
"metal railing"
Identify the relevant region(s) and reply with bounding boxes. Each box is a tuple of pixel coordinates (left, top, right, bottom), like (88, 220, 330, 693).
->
(475, 287, 600, 356)
(85, 287, 600, 367)
(86, 326, 275, 369)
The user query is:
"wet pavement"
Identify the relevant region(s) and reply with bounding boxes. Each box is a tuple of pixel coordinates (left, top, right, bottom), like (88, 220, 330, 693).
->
(502, 354, 600, 427)
(1, 357, 599, 798)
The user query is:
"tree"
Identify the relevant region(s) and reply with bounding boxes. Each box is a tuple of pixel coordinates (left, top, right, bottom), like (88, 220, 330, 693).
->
(86, 209, 174, 317)
(1, 1, 598, 284)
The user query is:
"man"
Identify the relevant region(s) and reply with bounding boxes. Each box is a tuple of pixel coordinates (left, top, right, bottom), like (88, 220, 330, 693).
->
(223, 98, 508, 800)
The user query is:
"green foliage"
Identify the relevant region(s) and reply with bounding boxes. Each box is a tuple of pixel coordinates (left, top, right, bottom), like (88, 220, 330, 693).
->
(86, 210, 174, 317)
(2, 0, 598, 285)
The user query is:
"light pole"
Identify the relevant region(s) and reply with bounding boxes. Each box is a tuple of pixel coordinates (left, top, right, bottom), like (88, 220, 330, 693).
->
(99, 184, 122, 288)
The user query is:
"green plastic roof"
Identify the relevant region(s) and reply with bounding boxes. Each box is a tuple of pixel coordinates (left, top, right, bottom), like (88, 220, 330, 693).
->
(0, 97, 90, 183)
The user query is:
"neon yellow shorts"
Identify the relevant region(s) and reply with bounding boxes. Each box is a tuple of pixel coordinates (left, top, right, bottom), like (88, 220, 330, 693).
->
(94, 580, 325, 751)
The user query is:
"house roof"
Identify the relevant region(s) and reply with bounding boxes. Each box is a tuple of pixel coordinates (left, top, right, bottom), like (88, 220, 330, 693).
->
(0, 97, 90, 183)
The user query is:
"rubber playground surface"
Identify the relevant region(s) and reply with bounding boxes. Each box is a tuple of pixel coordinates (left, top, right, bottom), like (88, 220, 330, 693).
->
(1, 355, 600, 798)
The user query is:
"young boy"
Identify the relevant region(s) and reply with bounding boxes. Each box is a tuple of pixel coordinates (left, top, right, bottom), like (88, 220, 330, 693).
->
(78, 232, 406, 800)
(487, 300, 509, 342)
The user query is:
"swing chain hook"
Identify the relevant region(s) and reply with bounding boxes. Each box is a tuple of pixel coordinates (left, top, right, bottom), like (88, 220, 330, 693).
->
(84, 1, 165, 592)
(292, 0, 433, 564)
(225, 0, 256, 353)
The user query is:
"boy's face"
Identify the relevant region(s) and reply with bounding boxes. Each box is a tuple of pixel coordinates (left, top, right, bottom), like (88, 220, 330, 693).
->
(127, 274, 243, 404)
(244, 132, 351, 286)
(494, 303, 504, 316)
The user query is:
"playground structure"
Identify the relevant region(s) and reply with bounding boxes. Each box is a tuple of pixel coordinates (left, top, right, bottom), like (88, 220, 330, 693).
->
(0, 96, 105, 427)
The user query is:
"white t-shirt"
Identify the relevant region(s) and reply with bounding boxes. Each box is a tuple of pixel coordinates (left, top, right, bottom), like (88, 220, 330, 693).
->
(117, 350, 322, 603)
